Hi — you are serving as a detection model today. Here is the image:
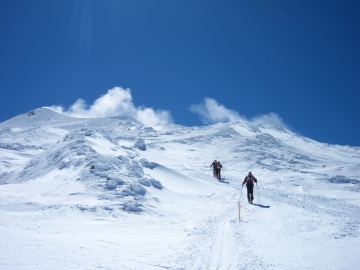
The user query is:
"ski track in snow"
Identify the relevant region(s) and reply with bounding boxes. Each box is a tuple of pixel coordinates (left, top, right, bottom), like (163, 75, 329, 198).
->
(1, 108, 360, 269)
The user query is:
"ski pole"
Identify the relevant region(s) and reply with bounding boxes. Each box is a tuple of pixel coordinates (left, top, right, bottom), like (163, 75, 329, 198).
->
(210, 167, 215, 178)
(256, 182, 261, 203)
(238, 185, 243, 222)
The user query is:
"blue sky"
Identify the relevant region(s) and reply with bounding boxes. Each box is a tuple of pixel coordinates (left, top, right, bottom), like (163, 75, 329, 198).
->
(1, 1, 359, 146)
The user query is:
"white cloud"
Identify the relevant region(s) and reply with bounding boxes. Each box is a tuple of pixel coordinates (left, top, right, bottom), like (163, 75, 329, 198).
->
(46, 105, 65, 114)
(190, 97, 287, 127)
(46, 87, 173, 125)
(136, 107, 173, 126)
(251, 112, 285, 126)
(189, 98, 244, 124)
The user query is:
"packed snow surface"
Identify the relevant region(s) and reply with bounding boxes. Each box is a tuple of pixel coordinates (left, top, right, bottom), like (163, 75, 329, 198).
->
(1, 108, 360, 269)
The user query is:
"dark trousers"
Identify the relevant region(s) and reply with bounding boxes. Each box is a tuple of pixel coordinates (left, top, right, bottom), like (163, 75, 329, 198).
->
(246, 184, 254, 202)
(216, 168, 221, 179)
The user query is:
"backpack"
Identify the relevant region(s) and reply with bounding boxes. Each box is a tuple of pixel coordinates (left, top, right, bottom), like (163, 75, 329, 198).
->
(247, 175, 254, 185)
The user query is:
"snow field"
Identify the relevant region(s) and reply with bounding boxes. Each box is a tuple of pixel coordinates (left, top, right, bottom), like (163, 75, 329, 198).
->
(0, 108, 359, 269)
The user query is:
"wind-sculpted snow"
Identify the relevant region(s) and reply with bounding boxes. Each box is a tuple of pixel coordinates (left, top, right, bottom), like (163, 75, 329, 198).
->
(1, 108, 360, 269)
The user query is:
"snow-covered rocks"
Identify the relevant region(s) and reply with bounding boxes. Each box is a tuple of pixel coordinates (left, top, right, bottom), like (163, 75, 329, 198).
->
(134, 138, 146, 150)
(109, 176, 125, 185)
(105, 179, 117, 190)
(139, 158, 158, 169)
(328, 175, 360, 184)
(139, 178, 163, 189)
(122, 183, 146, 196)
(123, 201, 142, 212)
(130, 183, 147, 195)
(150, 179, 163, 189)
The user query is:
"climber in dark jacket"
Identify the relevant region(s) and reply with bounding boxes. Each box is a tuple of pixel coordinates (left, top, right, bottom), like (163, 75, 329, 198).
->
(242, 172, 257, 204)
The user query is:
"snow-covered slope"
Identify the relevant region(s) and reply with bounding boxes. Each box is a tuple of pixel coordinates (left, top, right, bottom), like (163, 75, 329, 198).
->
(1, 108, 359, 269)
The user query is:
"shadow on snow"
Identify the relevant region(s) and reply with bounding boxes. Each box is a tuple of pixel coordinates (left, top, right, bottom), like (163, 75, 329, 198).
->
(252, 203, 270, 208)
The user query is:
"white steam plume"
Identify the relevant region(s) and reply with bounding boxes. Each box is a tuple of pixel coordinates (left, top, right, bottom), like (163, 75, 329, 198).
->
(189, 98, 243, 124)
(190, 97, 287, 127)
(46, 87, 173, 125)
